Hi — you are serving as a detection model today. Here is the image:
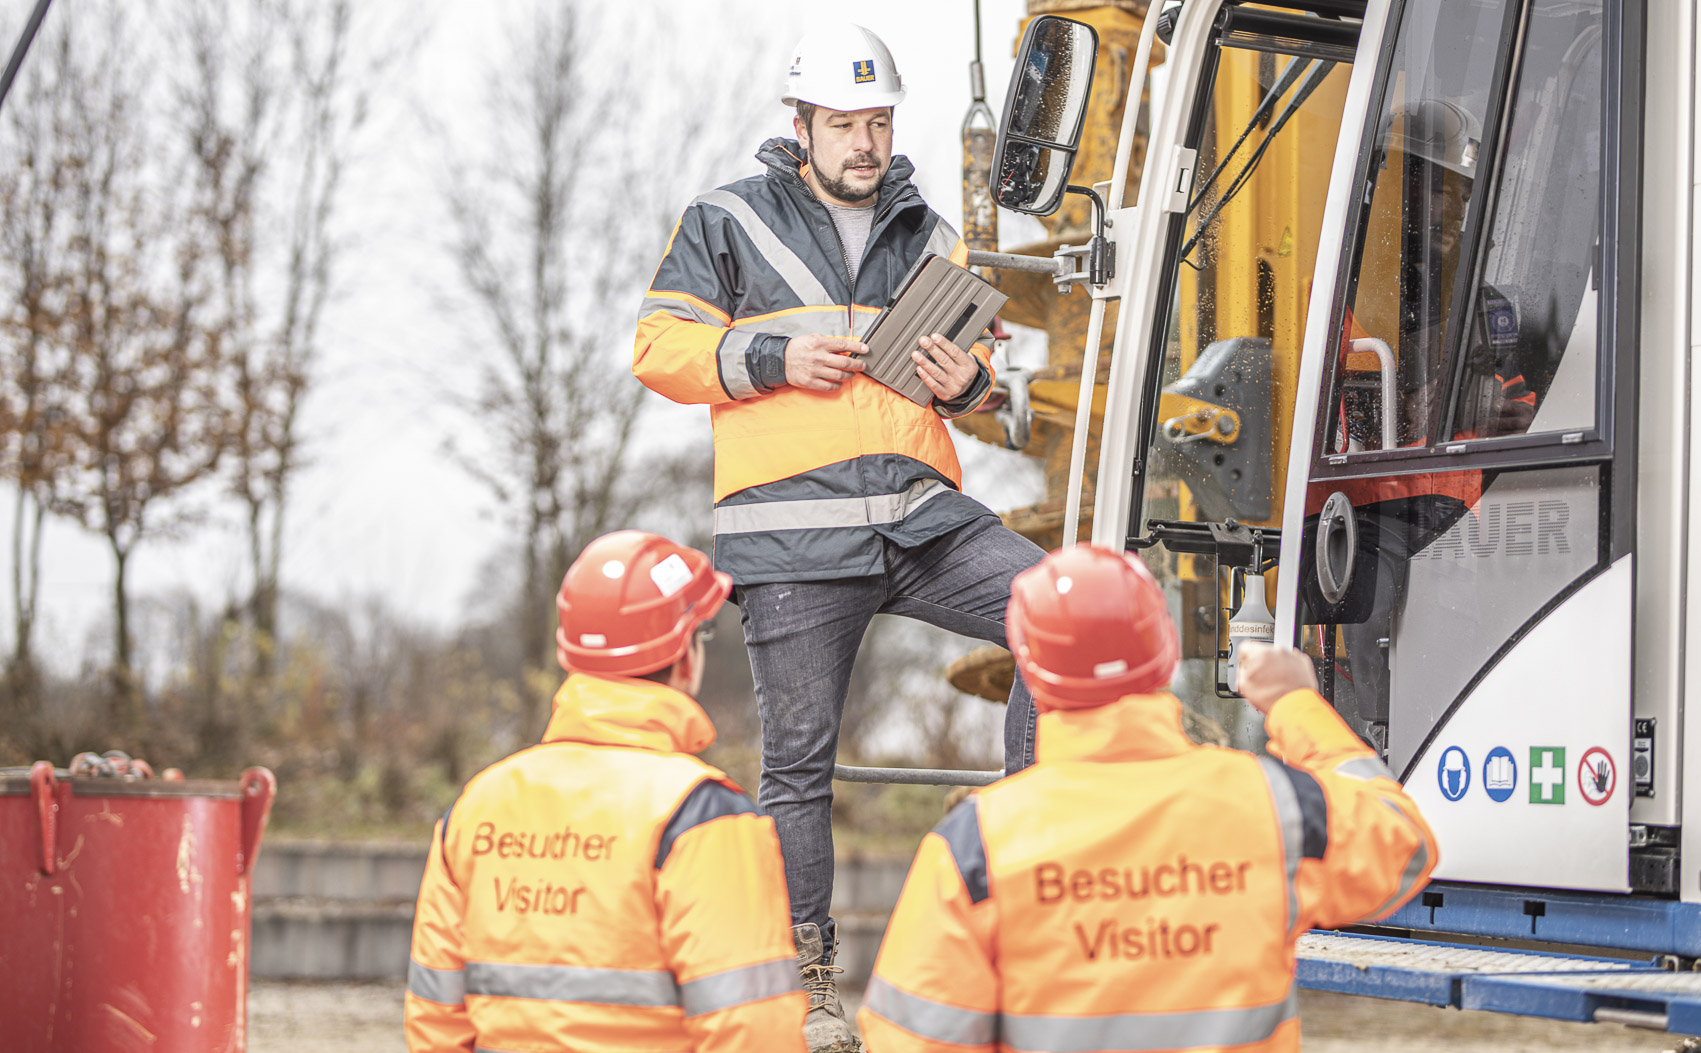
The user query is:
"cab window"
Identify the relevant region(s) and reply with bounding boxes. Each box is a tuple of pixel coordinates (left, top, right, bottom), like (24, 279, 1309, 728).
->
(1320, 0, 1605, 461)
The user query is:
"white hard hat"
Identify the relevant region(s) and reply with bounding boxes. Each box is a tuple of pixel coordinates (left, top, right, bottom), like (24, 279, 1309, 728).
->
(781, 23, 906, 113)
(1385, 98, 1481, 179)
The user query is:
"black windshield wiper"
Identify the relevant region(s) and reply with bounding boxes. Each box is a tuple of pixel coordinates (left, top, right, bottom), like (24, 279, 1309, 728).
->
(1180, 59, 1336, 268)
(1186, 55, 1314, 213)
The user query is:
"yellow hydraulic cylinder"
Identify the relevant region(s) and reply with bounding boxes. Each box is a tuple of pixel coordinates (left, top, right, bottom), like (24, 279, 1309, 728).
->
(947, 2, 1155, 702)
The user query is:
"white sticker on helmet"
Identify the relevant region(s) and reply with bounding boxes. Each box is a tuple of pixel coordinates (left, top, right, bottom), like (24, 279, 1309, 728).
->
(601, 560, 625, 579)
(1056, 576, 1074, 595)
(580, 633, 607, 647)
(1093, 659, 1128, 679)
(649, 553, 694, 598)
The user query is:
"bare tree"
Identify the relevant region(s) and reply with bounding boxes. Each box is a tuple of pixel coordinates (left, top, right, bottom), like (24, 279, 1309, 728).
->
(0, 27, 77, 681)
(437, 3, 755, 726)
(178, 0, 398, 652)
(22, 5, 232, 709)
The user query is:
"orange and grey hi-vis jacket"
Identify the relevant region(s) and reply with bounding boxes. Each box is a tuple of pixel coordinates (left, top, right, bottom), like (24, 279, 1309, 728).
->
(634, 138, 998, 586)
(404, 675, 806, 1053)
(859, 689, 1438, 1053)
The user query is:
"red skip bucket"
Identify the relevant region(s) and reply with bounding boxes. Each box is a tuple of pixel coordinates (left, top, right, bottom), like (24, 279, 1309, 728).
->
(0, 762, 276, 1052)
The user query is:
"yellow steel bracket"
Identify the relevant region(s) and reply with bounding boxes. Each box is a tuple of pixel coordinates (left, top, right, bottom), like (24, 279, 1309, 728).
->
(1022, 382, 1241, 446)
(1157, 392, 1241, 445)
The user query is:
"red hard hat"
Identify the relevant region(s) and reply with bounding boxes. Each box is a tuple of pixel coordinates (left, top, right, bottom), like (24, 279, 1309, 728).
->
(556, 531, 732, 677)
(1007, 545, 1179, 711)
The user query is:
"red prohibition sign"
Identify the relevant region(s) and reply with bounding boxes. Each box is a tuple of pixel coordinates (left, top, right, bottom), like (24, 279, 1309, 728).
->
(1577, 747, 1616, 806)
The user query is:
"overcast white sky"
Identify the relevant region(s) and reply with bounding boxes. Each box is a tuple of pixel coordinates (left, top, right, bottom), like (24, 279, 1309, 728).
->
(2, 0, 1061, 663)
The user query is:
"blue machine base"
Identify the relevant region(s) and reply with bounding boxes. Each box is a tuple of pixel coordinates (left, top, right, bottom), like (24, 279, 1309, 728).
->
(1296, 932, 1646, 1007)
(1382, 880, 1701, 958)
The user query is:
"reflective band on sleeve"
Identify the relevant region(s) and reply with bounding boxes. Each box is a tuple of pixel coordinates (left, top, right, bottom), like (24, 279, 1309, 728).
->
(1000, 988, 1298, 1052)
(408, 959, 466, 1005)
(1367, 797, 1432, 919)
(679, 957, 799, 1017)
(863, 975, 997, 1046)
(696, 190, 832, 306)
(717, 328, 762, 400)
(735, 308, 847, 339)
(924, 219, 959, 263)
(714, 479, 947, 535)
(640, 293, 729, 327)
(1257, 755, 1304, 935)
(1333, 755, 1394, 782)
(465, 961, 680, 1007)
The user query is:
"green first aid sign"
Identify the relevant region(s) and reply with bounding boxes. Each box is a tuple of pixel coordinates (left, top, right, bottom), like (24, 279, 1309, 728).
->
(1530, 747, 1566, 804)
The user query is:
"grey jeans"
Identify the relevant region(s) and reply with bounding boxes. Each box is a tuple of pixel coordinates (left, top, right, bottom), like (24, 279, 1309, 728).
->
(737, 516, 1043, 952)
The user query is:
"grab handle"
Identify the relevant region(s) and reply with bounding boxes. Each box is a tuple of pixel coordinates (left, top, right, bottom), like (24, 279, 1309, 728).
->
(30, 760, 58, 875)
(237, 767, 277, 876)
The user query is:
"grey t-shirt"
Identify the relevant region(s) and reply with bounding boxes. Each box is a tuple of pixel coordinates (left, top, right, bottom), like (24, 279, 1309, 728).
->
(821, 199, 875, 285)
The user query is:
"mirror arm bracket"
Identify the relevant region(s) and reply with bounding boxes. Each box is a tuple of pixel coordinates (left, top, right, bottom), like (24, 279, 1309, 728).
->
(1064, 184, 1114, 286)
(1065, 184, 1107, 233)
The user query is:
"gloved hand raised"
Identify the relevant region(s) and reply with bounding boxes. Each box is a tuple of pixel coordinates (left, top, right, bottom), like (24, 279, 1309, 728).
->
(1236, 642, 1320, 715)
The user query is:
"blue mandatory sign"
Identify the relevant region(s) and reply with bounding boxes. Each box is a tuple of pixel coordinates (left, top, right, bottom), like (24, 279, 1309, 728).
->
(1483, 746, 1518, 803)
(1437, 746, 1471, 801)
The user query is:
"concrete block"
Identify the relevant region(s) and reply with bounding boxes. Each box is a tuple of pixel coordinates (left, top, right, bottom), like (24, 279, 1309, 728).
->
(253, 840, 429, 901)
(252, 899, 416, 980)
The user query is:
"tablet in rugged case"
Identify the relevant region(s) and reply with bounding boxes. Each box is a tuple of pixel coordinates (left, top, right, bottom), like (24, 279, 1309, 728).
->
(861, 254, 1008, 405)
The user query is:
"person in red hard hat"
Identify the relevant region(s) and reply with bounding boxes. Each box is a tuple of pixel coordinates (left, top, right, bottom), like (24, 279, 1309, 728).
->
(405, 531, 806, 1053)
(859, 545, 1439, 1053)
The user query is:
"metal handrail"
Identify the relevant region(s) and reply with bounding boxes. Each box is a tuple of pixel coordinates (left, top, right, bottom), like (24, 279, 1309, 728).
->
(964, 249, 1071, 275)
(1348, 336, 1398, 451)
(834, 764, 1003, 787)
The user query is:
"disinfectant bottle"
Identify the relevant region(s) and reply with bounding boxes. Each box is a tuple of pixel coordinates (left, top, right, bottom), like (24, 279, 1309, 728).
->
(1225, 570, 1275, 695)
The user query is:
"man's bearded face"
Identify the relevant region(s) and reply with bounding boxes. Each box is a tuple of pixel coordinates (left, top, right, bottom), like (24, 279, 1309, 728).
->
(800, 107, 894, 207)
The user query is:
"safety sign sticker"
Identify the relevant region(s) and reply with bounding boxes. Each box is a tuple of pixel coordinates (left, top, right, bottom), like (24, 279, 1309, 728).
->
(1530, 747, 1565, 805)
(1577, 747, 1615, 807)
(1483, 747, 1517, 803)
(1437, 746, 1470, 801)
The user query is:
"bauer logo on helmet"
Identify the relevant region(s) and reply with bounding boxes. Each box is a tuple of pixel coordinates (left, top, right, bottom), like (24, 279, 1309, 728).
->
(649, 553, 695, 598)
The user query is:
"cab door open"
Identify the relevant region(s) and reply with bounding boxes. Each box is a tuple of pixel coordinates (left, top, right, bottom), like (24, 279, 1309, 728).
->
(1274, 0, 1637, 893)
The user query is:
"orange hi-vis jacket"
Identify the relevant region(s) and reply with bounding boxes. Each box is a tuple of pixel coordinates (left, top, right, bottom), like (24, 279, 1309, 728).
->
(859, 689, 1437, 1053)
(634, 138, 998, 586)
(404, 675, 806, 1053)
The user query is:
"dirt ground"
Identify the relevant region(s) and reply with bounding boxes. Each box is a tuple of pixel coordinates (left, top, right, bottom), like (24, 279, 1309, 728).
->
(250, 980, 1690, 1052)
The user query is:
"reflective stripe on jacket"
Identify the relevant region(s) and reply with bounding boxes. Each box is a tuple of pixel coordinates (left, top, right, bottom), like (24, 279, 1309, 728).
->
(404, 674, 806, 1053)
(858, 690, 1437, 1053)
(634, 137, 997, 585)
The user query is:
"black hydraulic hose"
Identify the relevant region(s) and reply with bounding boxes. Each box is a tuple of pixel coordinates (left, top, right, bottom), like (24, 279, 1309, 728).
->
(0, 0, 55, 114)
(1180, 60, 1336, 266)
(1187, 55, 1313, 212)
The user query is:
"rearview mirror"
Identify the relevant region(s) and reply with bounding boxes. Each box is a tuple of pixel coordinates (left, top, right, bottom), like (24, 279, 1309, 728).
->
(992, 15, 1099, 216)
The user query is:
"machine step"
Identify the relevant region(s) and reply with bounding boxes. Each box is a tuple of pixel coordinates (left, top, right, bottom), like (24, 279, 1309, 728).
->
(1297, 931, 1701, 1034)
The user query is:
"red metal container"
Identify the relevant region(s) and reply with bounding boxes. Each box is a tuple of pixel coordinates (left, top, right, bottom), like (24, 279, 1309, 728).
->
(0, 763, 275, 1052)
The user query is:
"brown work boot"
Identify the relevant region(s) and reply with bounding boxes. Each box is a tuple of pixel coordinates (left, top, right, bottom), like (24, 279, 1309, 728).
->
(794, 923, 861, 1053)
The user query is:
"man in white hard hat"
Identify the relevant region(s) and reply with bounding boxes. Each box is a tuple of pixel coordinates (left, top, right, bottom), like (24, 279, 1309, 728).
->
(633, 22, 1045, 1053)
